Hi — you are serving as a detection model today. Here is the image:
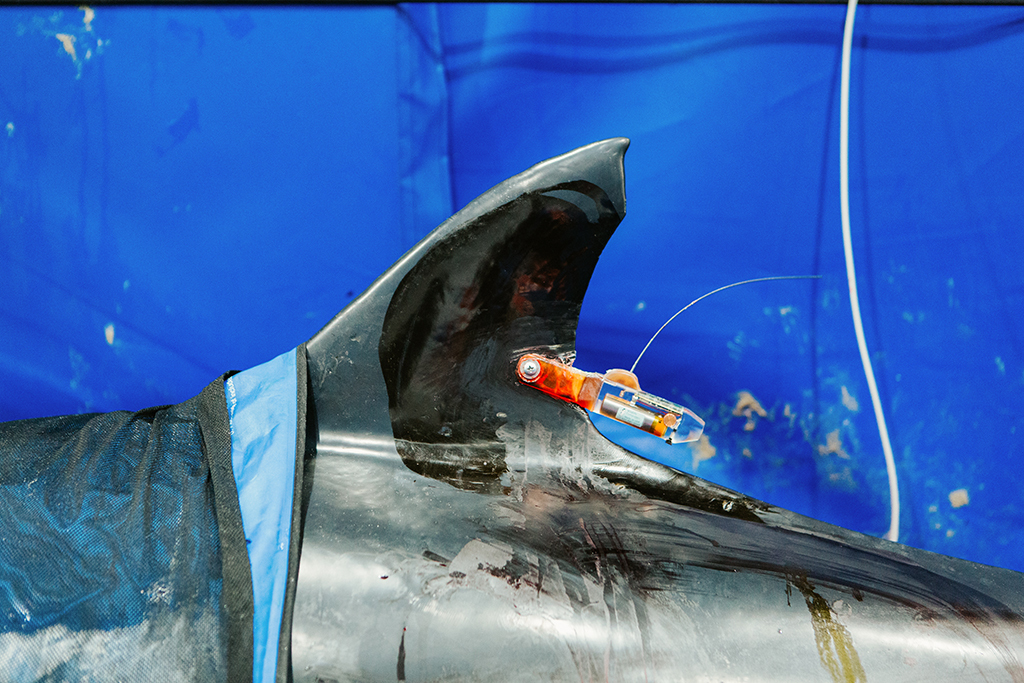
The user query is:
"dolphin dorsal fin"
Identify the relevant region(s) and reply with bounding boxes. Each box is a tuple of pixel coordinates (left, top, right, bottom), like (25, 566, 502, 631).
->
(306, 139, 629, 459)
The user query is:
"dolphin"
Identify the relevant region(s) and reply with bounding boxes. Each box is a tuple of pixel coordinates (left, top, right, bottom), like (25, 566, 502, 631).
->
(292, 138, 1024, 683)
(2, 139, 1023, 683)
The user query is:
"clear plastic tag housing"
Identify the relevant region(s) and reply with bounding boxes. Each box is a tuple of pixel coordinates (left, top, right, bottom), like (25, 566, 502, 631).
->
(516, 353, 705, 444)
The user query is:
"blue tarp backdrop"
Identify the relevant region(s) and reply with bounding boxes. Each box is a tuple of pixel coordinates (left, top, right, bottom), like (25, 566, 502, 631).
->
(1, 4, 1022, 570)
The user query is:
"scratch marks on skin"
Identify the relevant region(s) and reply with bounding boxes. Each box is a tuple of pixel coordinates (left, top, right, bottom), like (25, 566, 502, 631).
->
(788, 574, 867, 683)
(578, 519, 613, 681)
(579, 518, 603, 584)
(433, 517, 656, 682)
(397, 626, 406, 682)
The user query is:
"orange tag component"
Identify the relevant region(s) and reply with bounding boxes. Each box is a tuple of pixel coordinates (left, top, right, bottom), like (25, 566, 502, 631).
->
(516, 353, 705, 444)
(515, 353, 603, 409)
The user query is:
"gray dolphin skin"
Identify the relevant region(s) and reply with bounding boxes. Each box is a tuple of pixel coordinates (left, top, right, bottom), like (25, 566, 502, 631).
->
(295, 139, 1024, 683)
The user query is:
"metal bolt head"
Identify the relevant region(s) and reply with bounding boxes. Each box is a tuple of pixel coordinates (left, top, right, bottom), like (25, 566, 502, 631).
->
(518, 357, 541, 382)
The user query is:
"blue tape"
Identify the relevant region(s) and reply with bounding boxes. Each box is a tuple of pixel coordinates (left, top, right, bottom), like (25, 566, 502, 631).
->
(225, 348, 298, 683)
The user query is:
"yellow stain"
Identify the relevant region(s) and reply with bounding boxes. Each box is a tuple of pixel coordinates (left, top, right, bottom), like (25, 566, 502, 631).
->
(791, 575, 867, 683)
(56, 33, 76, 60)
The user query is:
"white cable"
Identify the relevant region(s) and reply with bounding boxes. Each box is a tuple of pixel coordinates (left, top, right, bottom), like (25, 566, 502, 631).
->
(629, 275, 819, 374)
(840, 0, 900, 542)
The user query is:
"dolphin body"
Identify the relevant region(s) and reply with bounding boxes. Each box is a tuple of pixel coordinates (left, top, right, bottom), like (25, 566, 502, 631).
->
(292, 138, 1024, 683)
(2, 139, 1023, 683)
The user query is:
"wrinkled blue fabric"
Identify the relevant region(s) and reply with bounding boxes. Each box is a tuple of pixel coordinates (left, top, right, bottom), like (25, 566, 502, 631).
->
(225, 349, 297, 683)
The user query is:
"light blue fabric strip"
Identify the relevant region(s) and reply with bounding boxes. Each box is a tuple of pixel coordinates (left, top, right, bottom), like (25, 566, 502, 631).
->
(224, 348, 297, 683)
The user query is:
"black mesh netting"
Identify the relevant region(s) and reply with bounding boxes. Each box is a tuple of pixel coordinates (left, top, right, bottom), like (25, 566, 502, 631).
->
(0, 378, 251, 682)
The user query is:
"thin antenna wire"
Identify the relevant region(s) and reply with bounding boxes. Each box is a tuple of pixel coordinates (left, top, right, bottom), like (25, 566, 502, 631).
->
(840, 0, 900, 543)
(629, 275, 820, 374)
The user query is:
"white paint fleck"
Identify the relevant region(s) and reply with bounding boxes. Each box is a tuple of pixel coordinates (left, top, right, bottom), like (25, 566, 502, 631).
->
(5, 122, 13, 137)
(817, 429, 850, 459)
(949, 488, 969, 509)
(635, 300, 646, 312)
(104, 323, 114, 345)
(123, 279, 130, 291)
(995, 356, 1006, 375)
(840, 386, 859, 412)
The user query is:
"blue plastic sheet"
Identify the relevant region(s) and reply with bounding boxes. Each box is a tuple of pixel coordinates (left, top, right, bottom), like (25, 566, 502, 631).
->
(225, 349, 297, 683)
(1, 4, 1023, 575)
